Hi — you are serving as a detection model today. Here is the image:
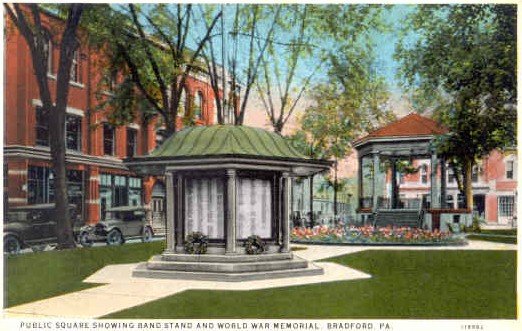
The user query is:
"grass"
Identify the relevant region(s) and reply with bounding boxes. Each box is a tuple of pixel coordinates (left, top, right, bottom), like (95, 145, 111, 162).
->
(467, 235, 517, 245)
(478, 229, 517, 236)
(4, 241, 165, 307)
(105, 250, 516, 319)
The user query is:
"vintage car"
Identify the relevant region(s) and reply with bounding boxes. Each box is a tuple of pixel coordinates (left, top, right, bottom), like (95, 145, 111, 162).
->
(78, 205, 153, 247)
(4, 204, 81, 254)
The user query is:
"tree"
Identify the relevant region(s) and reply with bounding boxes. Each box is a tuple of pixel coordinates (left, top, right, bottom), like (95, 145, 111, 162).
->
(96, 4, 222, 137)
(299, 78, 392, 220)
(200, 4, 281, 126)
(396, 4, 517, 209)
(256, 4, 317, 134)
(4, 3, 84, 249)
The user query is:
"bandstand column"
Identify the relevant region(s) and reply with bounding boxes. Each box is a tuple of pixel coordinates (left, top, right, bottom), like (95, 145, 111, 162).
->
(225, 169, 237, 254)
(430, 153, 440, 209)
(440, 159, 447, 208)
(165, 172, 175, 252)
(372, 153, 380, 212)
(281, 172, 292, 253)
(358, 156, 363, 209)
(391, 158, 398, 209)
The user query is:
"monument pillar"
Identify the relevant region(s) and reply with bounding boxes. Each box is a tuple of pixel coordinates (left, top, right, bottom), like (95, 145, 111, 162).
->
(225, 169, 237, 254)
(281, 172, 292, 253)
(175, 173, 184, 252)
(165, 171, 175, 252)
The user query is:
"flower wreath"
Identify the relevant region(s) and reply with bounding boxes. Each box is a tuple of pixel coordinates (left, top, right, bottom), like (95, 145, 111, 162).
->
(184, 231, 208, 254)
(244, 235, 266, 255)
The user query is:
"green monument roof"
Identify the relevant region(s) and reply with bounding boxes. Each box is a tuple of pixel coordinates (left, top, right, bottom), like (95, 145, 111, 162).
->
(150, 125, 308, 159)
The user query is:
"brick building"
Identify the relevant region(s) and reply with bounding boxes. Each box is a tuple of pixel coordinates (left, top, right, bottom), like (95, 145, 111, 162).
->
(3, 9, 220, 229)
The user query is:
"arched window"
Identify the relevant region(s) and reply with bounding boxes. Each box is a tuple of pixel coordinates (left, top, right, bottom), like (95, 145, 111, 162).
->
(42, 30, 53, 75)
(420, 164, 428, 184)
(194, 91, 203, 119)
(178, 88, 187, 116)
(213, 98, 218, 124)
(70, 49, 81, 83)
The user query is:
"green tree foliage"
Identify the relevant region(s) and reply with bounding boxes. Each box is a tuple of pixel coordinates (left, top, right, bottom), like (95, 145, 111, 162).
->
(90, 4, 222, 137)
(298, 76, 393, 217)
(396, 4, 516, 209)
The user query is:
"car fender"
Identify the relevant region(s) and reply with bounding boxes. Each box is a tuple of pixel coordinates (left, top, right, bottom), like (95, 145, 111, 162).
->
(105, 226, 122, 234)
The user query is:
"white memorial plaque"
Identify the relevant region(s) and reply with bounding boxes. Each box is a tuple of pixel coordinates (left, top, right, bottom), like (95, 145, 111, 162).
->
(185, 178, 225, 239)
(237, 178, 272, 239)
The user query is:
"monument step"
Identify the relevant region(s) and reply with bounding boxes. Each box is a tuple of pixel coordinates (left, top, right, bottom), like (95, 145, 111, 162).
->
(146, 256, 308, 273)
(159, 252, 294, 263)
(133, 261, 324, 282)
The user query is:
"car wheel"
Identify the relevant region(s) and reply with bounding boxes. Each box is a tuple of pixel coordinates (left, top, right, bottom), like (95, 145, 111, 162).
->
(142, 226, 153, 243)
(79, 232, 94, 248)
(4, 235, 21, 255)
(31, 244, 47, 253)
(106, 229, 123, 246)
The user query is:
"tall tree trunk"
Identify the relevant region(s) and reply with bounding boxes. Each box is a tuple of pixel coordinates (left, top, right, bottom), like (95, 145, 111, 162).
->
(464, 158, 474, 211)
(333, 161, 338, 220)
(4, 4, 84, 249)
(49, 105, 75, 249)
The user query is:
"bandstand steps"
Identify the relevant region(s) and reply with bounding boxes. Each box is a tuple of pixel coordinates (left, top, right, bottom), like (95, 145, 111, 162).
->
(133, 261, 324, 282)
(375, 210, 421, 228)
(146, 256, 309, 273)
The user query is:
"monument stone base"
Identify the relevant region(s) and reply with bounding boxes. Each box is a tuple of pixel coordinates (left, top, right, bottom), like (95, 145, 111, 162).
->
(132, 252, 324, 282)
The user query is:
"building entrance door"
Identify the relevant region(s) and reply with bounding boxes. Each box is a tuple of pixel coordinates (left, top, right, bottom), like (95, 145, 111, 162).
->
(151, 181, 166, 234)
(498, 196, 515, 225)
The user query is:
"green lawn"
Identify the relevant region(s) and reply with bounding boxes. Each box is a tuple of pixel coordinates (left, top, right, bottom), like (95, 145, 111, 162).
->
(467, 235, 517, 245)
(479, 229, 517, 236)
(105, 250, 516, 319)
(4, 241, 165, 307)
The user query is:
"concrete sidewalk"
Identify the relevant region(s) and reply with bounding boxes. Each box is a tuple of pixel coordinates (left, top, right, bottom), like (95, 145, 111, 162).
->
(4, 240, 516, 319)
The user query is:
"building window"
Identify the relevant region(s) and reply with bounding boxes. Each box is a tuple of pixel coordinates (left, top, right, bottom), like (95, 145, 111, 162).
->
(506, 160, 514, 179)
(28, 166, 53, 204)
(155, 129, 166, 149)
(103, 123, 115, 155)
(100, 173, 142, 219)
(70, 50, 80, 83)
(457, 193, 466, 209)
(213, 98, 218, 124)
(65, 115, 82, 151)
(127, 128, 138, 157)
(398, 171, 404, 185)
(498, 196, 515, 217)
(420, 164, 428, 184)
(178, 88, 187, 116)
(35, 107, 49, 147)
(27, 166, 84, 212)
(446, 194, 454, 209)
(448, 169, 456, 184)
(129, 177, 142, 206)
(44, 34, 53, 75)
(472, 165, 479, 183)
(194, 91, 203, 119)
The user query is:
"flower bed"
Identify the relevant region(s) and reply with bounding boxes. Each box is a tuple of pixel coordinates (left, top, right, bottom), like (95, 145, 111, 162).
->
(291, 225, 467, 246)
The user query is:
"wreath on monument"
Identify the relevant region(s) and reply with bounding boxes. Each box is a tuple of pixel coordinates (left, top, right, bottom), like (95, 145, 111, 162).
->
(244, 235, 266, 255)
(184, 231, 208, 254)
